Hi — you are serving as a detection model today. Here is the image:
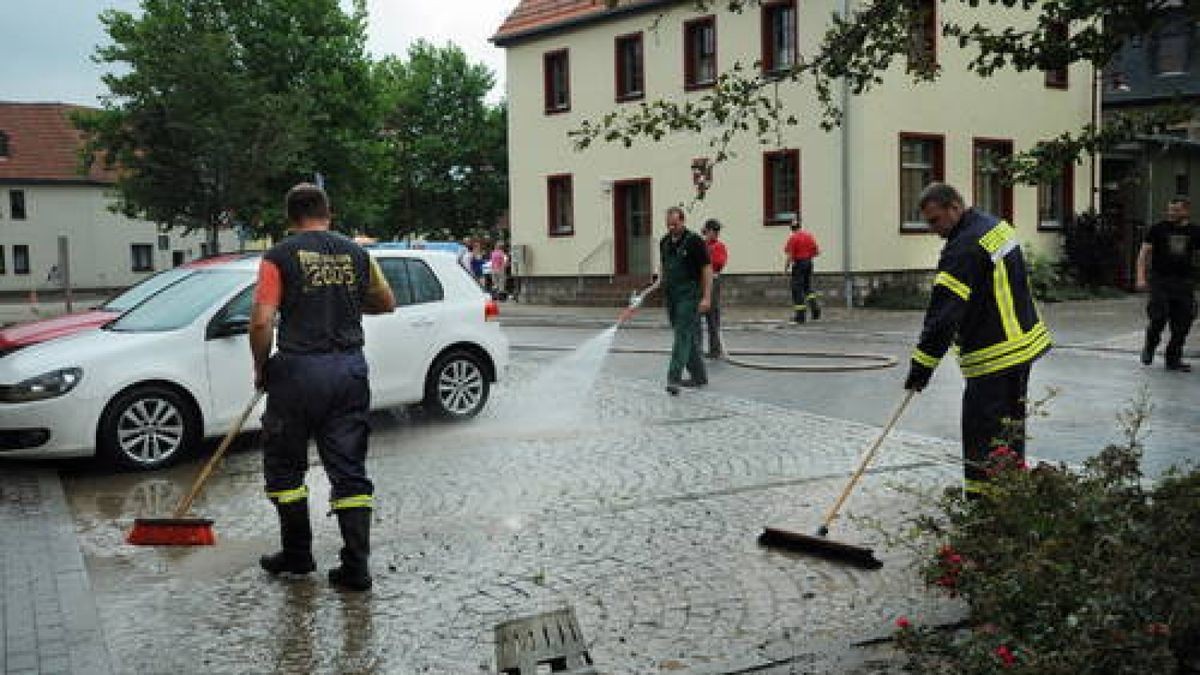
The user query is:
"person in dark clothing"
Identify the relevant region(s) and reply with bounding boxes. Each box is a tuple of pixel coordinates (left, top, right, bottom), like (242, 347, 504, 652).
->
(638, 206, 713, 395)
(701, 219, 728, 358)
(783, 216, 821, 323)
(1136, 197, 1198, 372)
(250, 183, 396, 591)
(904, 183, 1051, 498)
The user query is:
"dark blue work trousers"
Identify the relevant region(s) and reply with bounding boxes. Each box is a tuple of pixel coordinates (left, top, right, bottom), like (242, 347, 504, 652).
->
(261, 350, 374, 501)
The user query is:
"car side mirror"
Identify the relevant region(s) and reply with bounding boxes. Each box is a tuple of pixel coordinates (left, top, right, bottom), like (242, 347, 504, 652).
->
(209, 316, 250, 339)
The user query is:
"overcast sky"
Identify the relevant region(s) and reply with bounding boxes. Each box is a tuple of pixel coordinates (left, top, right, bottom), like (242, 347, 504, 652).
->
(0, 0, 514, 106)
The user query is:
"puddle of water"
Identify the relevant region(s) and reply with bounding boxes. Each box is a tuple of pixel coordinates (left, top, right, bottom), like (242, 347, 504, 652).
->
(488, 324, 620, 432)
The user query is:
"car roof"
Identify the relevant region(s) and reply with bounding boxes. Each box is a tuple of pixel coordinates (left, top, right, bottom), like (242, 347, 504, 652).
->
(186, 247, 455, 273)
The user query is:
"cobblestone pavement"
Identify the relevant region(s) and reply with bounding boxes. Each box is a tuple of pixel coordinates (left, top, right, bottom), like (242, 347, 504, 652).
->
(60, 359, 965, 674)
(0, 469, 111, 675)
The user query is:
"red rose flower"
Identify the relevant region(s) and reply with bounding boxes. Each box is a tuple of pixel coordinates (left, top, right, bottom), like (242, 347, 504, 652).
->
(896, 617, 911, 630)
(995, 645, 1016, 667)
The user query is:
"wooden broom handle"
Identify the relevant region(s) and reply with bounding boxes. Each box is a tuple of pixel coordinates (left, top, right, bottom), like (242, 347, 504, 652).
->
(173, 390, 265, 518)
(819, 389, 915, 530)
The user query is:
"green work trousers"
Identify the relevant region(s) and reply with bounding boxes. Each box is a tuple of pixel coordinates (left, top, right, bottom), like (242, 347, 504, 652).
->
(667, 291, 706, 383)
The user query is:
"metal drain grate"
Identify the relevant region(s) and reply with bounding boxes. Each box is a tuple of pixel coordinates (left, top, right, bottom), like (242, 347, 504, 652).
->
(495, 606, 597, 674)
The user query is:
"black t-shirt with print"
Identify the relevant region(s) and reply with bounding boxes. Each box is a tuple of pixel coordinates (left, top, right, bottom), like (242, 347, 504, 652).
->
(1144, 221, 1200, 281)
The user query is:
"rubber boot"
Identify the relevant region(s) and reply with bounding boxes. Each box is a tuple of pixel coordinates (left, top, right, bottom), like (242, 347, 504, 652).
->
(260, 501, 316, 575)
(809, 296, 821, 321)
(793, 308, 806, 324)
(328, 508, 372, 591)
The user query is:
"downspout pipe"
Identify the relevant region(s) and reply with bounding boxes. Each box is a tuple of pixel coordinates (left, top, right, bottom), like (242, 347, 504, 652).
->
(840, 0, 853, 308)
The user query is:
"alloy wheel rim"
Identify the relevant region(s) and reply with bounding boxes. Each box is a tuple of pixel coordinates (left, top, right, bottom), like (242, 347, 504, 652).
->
(437, 359, 483, 415)
(116, 397, 185, 464)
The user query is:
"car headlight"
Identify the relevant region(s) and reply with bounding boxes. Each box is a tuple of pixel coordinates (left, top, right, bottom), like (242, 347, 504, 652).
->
(0, 368, 83, 403)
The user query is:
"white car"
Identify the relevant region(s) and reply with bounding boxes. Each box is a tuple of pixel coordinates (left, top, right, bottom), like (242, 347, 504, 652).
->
(0, 249, 508, 470)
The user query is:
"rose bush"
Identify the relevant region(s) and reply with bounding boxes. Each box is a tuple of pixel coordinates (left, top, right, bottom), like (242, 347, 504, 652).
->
(895, 441, 1199, 674)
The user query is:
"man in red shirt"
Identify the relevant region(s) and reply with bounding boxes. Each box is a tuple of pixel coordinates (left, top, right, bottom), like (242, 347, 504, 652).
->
(701, 219, 729, 357)
(783, 216, 820, 323)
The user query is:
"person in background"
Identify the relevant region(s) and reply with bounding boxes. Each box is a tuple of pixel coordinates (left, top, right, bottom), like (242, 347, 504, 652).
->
(470, 241, 486, 287)
(489, 242, 510, 300)
(783, 216, 821, 323)
(1136, 196, 1198, 372)
(701, 219, 728, 358)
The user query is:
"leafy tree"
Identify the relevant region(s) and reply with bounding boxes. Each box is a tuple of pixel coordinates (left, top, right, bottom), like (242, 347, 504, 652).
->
(76, 0, 384, 247)
(575, 0, 1195, 185)
(375, 41, 508, 240)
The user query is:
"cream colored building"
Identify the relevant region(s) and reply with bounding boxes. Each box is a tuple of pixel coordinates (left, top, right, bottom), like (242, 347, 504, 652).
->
(0, 103, 242, 296)
(493, 0, 1093, 303)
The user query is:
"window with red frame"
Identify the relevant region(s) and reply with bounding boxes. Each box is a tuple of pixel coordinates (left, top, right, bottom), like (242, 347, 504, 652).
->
(1044, 22, 1069, 88)
(547, 175, 574, 236)
(684, 16, 717, 89)
(763, 149, 800, 224)
(899, 133, 944, 231)
(1038, 164, 1074, 230)
(615, 33, 644, 101)
(973, 139, 1013, 222)
(544, 50, 570, 113)
(762, 1, 797, 75)
(906, 0, 937, 73)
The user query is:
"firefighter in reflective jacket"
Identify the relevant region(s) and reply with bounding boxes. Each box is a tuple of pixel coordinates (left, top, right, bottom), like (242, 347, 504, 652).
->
(904, 183, 1052, 497)
(250, 183, 396, 591)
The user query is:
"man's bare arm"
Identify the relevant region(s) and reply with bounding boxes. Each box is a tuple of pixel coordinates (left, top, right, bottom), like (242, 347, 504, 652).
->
(363, 259, 396, 314)
(1135, 243, 1152, 291)
(249, 303, 277, 390)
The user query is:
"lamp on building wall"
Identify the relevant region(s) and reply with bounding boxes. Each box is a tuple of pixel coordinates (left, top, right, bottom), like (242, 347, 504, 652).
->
(691, 157, 714, 199)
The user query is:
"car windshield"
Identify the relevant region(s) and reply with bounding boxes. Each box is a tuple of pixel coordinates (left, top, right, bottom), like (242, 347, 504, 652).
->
(101, 268, 195, 312)
(107, 270, 251, 332)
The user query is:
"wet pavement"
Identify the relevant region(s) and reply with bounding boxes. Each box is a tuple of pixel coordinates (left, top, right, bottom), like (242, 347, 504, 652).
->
(0, 295, 1196, 674)
(55, 363, 965, 674)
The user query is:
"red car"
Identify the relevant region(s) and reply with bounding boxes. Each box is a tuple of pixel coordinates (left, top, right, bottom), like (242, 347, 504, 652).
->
(0, 254, 257, 358)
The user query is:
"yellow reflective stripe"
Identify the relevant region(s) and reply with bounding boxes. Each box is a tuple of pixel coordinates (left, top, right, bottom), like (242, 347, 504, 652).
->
(959, 322, 1049, 367)
(992, 259, 1022, 340)
(331, 494, 374, 510)
(964, 479, 994, 496)
(913, 349, 940, 369)
(978, 222, 1016, 254)
(960, 331, 1051, 378)
(934, 272, 971, 301)
(793, 304, 806, 310)
(266, 486, 309, 504)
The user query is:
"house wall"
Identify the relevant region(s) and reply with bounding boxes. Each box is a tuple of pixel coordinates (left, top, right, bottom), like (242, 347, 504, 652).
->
(503, 1, 1092, 289)
(0, 184, 242, 294)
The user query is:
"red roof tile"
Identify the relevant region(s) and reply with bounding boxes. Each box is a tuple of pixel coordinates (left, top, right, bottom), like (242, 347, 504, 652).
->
(0, 102, 116, 184)
(494, 0, 669, 45)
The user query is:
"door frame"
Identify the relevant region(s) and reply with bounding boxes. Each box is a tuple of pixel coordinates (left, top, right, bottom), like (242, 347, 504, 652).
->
(612, 178, 653, 276)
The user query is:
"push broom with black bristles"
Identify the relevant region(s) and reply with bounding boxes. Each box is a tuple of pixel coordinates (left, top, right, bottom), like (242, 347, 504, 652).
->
(759, 390, 916, 569)
(127, 390, 264, 546)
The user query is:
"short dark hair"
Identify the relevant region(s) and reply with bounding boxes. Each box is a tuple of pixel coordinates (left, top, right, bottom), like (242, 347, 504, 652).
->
(702, 218, 721, 232)
(666, 205, 686, 222)
(918, 182, 965, 210)
(285, 183, 331, 223)
(1169, 196, 1191, 208)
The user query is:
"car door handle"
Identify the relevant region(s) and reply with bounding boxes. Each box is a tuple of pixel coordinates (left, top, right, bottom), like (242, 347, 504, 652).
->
(409, 317, 434, 327)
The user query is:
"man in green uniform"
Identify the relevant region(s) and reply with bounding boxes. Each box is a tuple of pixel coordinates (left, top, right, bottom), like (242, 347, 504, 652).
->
(639, 206, 713, 395)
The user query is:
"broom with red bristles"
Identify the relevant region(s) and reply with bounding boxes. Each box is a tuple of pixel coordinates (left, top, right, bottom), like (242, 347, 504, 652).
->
(127, 390, 264, 546)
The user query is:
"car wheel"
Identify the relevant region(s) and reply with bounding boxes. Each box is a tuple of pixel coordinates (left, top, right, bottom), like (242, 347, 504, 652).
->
(98, 385, 201, 471)
(423, 350, 489, 420)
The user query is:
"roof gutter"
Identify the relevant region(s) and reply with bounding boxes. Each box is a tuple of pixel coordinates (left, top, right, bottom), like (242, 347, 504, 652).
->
(492, 0, 683, 47)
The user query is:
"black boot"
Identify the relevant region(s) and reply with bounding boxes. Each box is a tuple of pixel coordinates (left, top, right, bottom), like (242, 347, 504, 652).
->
(793, 309, 806, 324)
(328, 508, 372, 591)
(260, 501, 316, 575)
(809, 296, 821, 321)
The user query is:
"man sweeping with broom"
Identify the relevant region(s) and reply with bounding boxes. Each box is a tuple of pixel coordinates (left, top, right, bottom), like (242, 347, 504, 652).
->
(904, 183, 1051, 497)
(249, 183, 395, 591)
